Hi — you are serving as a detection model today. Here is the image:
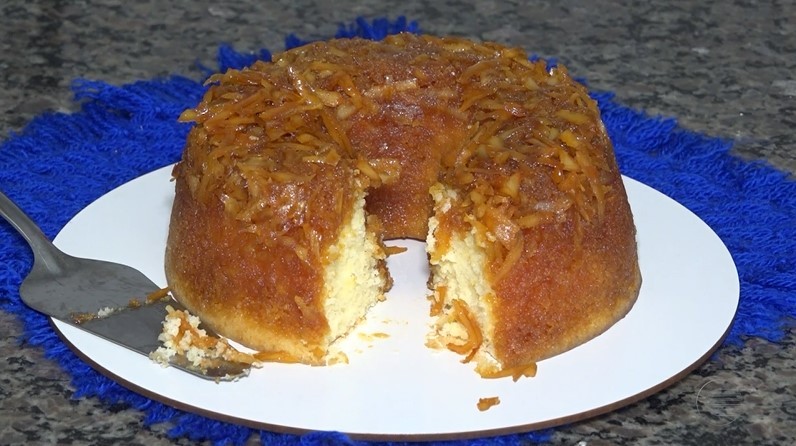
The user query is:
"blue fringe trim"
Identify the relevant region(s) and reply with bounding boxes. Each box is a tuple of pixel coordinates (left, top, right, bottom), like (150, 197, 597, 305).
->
(1, 15, 794, 446)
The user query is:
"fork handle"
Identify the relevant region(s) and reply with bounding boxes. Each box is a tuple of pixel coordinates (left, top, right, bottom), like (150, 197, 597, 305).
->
(0, 190, 69, 273)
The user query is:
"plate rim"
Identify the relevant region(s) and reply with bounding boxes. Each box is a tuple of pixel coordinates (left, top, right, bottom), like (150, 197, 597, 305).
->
(51, 315, 736, 441)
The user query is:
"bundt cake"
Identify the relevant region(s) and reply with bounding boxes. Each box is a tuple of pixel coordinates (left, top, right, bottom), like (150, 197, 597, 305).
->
(164, 33, 641, 377)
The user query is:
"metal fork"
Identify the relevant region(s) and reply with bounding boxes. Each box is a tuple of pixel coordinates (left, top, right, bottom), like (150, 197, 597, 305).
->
(0, 190, 251, 381)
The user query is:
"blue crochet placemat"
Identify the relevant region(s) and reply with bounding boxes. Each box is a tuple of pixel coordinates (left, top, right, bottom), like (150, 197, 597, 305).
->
(1, 16, 794, 446)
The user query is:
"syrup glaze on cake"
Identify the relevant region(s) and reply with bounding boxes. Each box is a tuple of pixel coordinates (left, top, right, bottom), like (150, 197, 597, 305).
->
(165, 33, 641, 376)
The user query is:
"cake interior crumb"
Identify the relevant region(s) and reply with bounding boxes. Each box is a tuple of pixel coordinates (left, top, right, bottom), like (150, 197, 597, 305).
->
(149, 305, 262, 373)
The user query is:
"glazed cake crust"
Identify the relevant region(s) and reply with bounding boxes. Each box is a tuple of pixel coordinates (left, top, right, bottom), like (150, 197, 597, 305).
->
(165, 33, 641, 370)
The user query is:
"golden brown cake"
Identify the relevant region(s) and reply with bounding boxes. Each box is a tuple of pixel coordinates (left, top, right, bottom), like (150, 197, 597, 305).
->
(164, 33, 641, 376)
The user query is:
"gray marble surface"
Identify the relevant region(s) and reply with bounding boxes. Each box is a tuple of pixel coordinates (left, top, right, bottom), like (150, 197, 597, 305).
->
(1, 0, 794, 444)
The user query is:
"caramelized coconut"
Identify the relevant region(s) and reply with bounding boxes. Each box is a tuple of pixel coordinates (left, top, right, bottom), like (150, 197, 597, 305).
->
(177, 33, 616, 255)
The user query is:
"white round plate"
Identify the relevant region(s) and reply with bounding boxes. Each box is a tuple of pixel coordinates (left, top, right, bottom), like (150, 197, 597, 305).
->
(51, 165, 739, 441)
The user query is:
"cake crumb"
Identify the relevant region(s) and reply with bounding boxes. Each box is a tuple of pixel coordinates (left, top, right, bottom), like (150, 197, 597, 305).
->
(149, 305, 262, 372)
(358, 332, 391, 342)
(326, 351, 350, 365)
(477, 396, 501, 411)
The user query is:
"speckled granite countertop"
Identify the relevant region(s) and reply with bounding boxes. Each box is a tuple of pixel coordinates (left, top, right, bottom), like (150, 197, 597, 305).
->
(1, 1, 794, 445)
